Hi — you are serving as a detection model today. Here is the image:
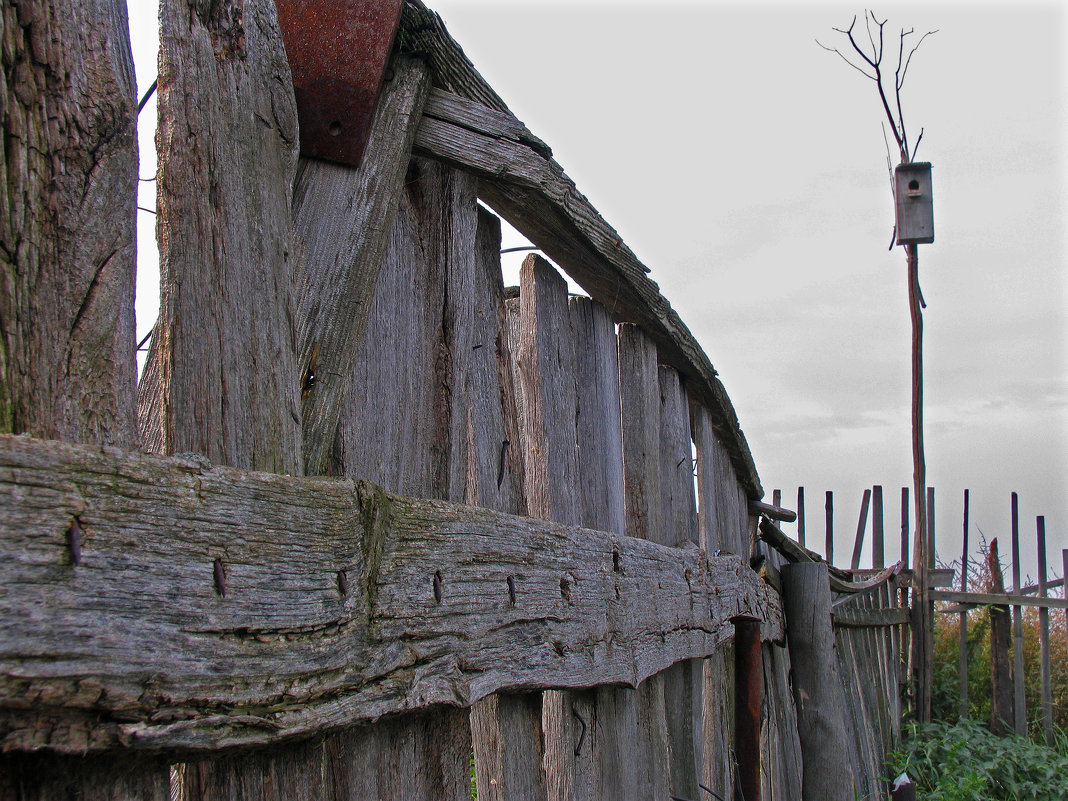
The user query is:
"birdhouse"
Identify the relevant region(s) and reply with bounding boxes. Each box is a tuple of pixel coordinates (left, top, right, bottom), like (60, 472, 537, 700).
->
(894, 162, 934, 245)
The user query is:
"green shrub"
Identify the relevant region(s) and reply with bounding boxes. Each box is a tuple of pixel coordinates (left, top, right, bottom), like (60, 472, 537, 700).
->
(888, 719, 1068, 800)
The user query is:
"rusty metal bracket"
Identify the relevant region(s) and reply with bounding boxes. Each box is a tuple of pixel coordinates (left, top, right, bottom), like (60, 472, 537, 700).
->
(276, 0, 405, 167)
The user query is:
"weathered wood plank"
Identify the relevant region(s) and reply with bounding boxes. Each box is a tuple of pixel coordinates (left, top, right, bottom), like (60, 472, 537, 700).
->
(510, 256, 585, 801)
(293, 55, 431, 477)
(617, 324, 671, 801)
(658, 366, 700, 800)
(782, 563, 855, 801)
(466, 206, 541, 801)
(569, 296, 641, 801)
(0, 434, 781, 755)
(400, 45, 761, 499)
(137, 0, 302, 476)
(930, 590, 1068, 610)
(832, 607, 912, 627)
(0, 0, 139, 449)
(0, 3, 163, 792)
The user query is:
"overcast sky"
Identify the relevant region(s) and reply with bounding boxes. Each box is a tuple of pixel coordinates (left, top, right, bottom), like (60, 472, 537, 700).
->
(126, 2, 1066, 581)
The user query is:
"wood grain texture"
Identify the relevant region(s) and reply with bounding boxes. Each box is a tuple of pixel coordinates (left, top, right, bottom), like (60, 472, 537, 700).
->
(782, 563, 855, 801)
(0, 0, 138, 447)
(137, 0, 302, 475)
(397, 22, 762, 499)
(0, 435, 780, 756)
(293, 56, 431, 476)
(322, 159, 478, 800)
(616, 323, 671, 801)
(658, 366, 700, 800)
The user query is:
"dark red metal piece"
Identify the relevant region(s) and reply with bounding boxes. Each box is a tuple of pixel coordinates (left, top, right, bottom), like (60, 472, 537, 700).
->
(276, 0, 405, 167)
(733, 618, 763, 801)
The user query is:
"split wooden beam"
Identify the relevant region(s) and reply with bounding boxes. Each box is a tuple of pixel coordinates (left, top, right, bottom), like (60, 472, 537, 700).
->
(0, 434, 782, 756)
(930, 591, 1068, 611)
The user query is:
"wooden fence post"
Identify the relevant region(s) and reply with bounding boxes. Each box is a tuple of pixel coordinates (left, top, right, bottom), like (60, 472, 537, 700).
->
(797, 486, 806, 547)
(872, 485, 884, 570)
(1037, 517, 1053, 746)
(825, 491, 834, 564)
(959, 489, 970, 720)
(850, 488, 872, 570)
(0, 0, 170, 797)
(781, 562, 854, 801)
(1010, 492, 1027, 735)
(987, 539, 1013, 735)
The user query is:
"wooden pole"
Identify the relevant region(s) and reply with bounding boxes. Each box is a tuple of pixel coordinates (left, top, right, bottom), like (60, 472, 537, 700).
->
(987, 538, 1013, 735)
(1038, 516, 1053, 746)
(900, 487, 910, 566)
(797, 486, 806, 547)
(1011, 492, 1027, 735)
(851, 488, 872, 570)
(1063, 549, 1068, 664)
(872, 485, 884, 570)
(826, 490, 834, 566)
(907, 242, 932, 723)
(781, 563, 855, 801)
(959, 489, 970, 720)
(733, 618, 763, 801)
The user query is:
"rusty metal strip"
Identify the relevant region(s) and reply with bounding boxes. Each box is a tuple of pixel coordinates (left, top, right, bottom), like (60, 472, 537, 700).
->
(276, 0, 405, 167)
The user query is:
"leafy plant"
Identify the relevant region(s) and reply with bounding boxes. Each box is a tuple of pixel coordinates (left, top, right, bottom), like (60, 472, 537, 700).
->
(888, 719, 1068, 800)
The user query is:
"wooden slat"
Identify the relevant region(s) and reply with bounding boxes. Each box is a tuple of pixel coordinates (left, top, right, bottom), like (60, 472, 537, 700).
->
(137, 0, 303, 476)
(930, 591, 1068, 610)
(0, 0, 165, 794)
(617, 324, 672, 800)
(0, 0, 139, 450)
(404, 70, 761, 500)
(658, 366, 700, 800)
(832, 608, 912, 627)
(569, 296, 642, 801)
(293, 56, 432, 476)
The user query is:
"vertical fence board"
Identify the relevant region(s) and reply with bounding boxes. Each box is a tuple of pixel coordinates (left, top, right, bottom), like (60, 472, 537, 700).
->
(959, 489, 970, 720)
(825, 491, 834, 564)
(617, 323, 671, 801)
(692, 405, 734, 798)
(797, 487, 806, 547)
(513, 255, 584, 801)
(570, 295, 643, 801)
(325, 160, 476, 800)
(1010, 492, 1027, 735)
(0, 0, 166, 796)
(658, 366, 700, 800)
(987, 538, 1013, 735)
(0, 0, 139, 449)
(1037, 517, 1053, 746)
(850, 488, 871, 570)
(872, 485, 884, 569)
(138, 0, 302, 475)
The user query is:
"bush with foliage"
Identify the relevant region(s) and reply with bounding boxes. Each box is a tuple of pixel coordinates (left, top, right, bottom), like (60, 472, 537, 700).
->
(888, 719, 1068, 800)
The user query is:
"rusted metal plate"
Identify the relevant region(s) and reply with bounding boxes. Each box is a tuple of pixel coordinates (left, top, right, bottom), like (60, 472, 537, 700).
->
(276, 0, 405, 167)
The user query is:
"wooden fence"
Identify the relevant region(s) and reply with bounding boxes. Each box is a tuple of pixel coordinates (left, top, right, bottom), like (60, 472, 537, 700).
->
(0, 2, 909, 800)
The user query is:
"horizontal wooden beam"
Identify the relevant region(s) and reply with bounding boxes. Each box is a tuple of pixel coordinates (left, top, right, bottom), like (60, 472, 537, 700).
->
(750, 500, 796, 523)
(832, 607, 911, 628)
(931, 590, 1068, 611)
(0, 434, 780, 755)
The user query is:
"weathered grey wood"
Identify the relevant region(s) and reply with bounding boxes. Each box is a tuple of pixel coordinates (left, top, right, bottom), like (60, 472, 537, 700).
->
(929, 591, 1068, 610)
(181, 738, 328, 801)
(692, 404, 732, 797)
(0, 0, 139, 449)
(466, 208, 541, 801)
(832, 607, 912, 627)
(510, 256, 584, 801)
(0, 433, 781, 755)
(850, 488, 872, 570)
(1010, 492, 1027, 735)
(761, 641, 804, 801)
(617, 323, 671, 801)
(1037, 517, 1053, 746)
(470, 694, 546, 801)
(749, 500, 797, 523)
(0, 4, 162, 793)
(569, 296, 644, 801)
(293, 55, 431, 477)
(987, 538, 1014, 735)
(137, 0, 302, 476)
(782, 563, 855, 801)
(324, 159, 479, 800)
(658, 366, 700, 800)
(396, 19, 762, 499)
